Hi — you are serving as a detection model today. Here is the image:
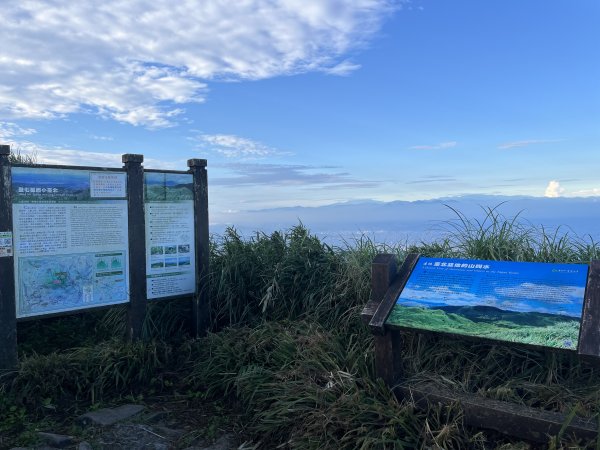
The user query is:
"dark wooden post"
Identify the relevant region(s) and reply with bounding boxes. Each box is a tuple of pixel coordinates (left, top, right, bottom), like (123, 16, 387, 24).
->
(0, 144, 17, 370)
(372, 254, 398, 306)
(578, 260, 600, 358)
(370, 254, 398, 385)
(123, 154, 147, 341)
(366, 253, 420, 385)
(187, 159, 209, 337)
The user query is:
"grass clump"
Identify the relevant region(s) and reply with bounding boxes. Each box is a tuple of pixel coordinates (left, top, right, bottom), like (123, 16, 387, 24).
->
(209, 225, 400, 334)
(442, 203, 600, 263)
(8, 149, 37, 165)
(7, 339, 176, 408)
(187, 321, 422, 449)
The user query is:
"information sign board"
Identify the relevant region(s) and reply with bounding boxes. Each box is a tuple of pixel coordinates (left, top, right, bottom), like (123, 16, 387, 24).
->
(12, 167, 130, 318)
(144, 172, 196, 299)
(0, 231, 13, 257)
(386, 257, 588, 350)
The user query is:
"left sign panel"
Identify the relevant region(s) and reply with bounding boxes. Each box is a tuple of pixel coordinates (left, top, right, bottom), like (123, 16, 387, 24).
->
(12, 167, 130, 318)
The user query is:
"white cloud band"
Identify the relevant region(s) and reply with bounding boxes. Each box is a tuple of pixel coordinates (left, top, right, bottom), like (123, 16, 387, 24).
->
(0, 0, 396, 127)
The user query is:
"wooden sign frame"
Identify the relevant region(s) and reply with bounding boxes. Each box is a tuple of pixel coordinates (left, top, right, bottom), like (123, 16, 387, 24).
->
(0, 146, 210, 370)
(362, 253, 600, 443)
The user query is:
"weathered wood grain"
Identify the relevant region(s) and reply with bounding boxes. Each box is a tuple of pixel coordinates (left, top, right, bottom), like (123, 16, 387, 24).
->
(578, 260, 600, 358)
(123, 154, 147, 341)
(0, 145, 17, 370)
(187, 159, 210, 337)
(369, 253, 419, 335)
(361, 254, 397, 325)
(398, 381, 598, 443)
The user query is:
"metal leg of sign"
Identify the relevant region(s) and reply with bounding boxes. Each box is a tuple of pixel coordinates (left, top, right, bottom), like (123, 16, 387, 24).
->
(0, 145, 18, 370)
(188, 159, 209, 338)
(123, 154, 147, 341)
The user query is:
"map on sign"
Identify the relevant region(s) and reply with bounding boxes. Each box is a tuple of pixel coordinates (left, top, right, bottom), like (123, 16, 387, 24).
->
(17, 252, 127, 317)
(12, 166, 130, 318)
(386, 257, 588, 350)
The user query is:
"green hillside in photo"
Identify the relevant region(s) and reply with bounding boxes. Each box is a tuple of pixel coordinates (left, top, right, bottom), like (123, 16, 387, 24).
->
(144, 183, 193, 202)
(387, 304, 580, 349)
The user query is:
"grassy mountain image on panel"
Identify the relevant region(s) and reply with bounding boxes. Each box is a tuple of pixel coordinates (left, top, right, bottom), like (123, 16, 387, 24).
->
(387, 304, 580, 350)
(145, 183, 193, 201)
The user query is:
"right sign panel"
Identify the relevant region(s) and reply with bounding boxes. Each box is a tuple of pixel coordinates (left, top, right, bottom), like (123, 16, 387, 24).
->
(144, 172, 196, 300)
(387, 257, 588, 350)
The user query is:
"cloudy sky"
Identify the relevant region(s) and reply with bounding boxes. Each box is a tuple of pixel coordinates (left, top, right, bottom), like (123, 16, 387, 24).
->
(1, 0, 599, 223)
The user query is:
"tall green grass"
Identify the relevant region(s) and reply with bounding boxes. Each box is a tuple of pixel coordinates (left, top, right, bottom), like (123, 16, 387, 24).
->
(8, 149, 37, 165)
(208, 226, 403, 334)
(443, 204, 600, 262)
(5, 211, 600, 448)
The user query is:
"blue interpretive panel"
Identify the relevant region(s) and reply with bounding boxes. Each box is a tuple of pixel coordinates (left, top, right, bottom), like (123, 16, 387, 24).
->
(12, 167, 130, 318)
(386, 257, 588, 350)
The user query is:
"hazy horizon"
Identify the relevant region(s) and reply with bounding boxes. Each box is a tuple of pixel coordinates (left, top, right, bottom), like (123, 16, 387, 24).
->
(209, 194, 600, 246)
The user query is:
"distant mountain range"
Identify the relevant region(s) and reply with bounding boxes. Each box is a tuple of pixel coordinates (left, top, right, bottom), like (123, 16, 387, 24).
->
(210, 195, 600, 245)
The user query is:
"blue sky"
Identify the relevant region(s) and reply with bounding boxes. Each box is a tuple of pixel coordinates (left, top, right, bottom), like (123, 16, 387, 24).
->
(1, 1, 599, 226)
(398, 257, 588, 317)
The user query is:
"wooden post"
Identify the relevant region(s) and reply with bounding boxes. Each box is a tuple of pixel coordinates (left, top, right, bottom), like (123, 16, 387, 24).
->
(123, 154, 147, 341)
(0, 144, 17, 370)
(366, 253, 420, 385)
(370, 254, 398, 385)
(369, 253, 419, 335)
(187, 159, 209, 337)
(578, 260, 600, 358)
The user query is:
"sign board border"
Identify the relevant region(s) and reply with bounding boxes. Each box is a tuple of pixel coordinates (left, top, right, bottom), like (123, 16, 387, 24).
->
(11, 165, 131, 319)
(143, 169, 197, 301)
(387, 256, 588, 352)
(0, 150, 209, 370)
(370, 254, 598, 356)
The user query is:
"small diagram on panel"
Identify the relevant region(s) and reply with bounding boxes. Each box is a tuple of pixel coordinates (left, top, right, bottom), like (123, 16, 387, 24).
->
(111, 256, 122, 269)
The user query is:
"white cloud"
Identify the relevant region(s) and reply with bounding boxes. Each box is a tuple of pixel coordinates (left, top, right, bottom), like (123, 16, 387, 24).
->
(544, 180, 564, 198)
(498, 139, 561, 150)
(0, 1, 397, 127)
(3, 139, 184, 169)
(572, 188, 600, 197)
(197, 134, 289, 159)
(211, 162, 378, 189)
(324, 60, 362, 76)
(90, 135, 114, 141)
(0, 122, 37, 139)
(409, 141, 457, 150)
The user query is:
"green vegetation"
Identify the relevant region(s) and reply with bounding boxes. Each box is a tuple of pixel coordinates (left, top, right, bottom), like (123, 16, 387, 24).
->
(144, 184, 194, 202)
(4, 209, 600, 448)
(8, 149, 37, 165)
(388, 305, 580, 349)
